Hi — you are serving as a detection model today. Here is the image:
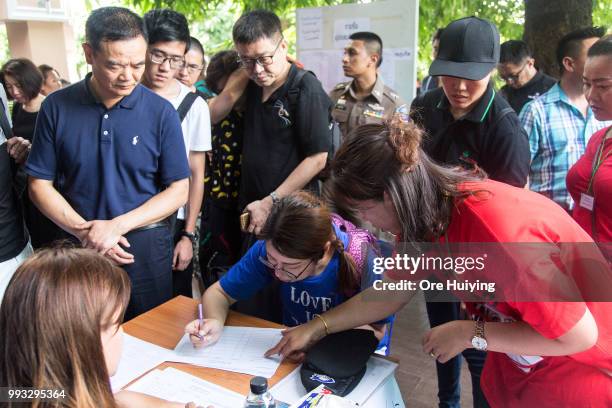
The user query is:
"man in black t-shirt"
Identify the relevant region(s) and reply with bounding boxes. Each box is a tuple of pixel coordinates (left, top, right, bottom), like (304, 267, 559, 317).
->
(0, 84, 32, 300)
(232, 10, 332, 235)
(497, 40, 557, 114)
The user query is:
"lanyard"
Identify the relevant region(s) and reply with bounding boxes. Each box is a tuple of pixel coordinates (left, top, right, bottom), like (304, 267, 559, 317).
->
(587, 128, 612, 195)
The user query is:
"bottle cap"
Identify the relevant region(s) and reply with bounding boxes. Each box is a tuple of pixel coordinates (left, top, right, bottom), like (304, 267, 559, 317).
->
(250, 376, 268, 394)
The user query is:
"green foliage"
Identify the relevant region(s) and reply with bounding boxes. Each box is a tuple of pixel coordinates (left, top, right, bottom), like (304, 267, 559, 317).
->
(126, 0, 354, 56)
(593, 0, 612, 28)
(4, 0, 601, 82)
(418, 0, 524, 80)
(0, 24, 10, 63)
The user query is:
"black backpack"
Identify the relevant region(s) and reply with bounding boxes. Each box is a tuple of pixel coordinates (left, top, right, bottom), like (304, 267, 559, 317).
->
(286, 69, 341, 179)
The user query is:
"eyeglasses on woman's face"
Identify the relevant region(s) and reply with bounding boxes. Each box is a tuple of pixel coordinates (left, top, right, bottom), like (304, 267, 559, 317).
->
(258, 255, 313, 281)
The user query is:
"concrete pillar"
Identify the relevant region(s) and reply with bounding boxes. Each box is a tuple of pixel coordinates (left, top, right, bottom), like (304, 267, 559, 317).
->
(5, 20, 76, 81)
(1, 0, 78, 82)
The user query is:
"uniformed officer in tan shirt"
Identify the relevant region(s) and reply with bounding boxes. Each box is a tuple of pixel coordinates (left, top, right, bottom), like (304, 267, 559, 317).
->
(330, 31, 407, 139)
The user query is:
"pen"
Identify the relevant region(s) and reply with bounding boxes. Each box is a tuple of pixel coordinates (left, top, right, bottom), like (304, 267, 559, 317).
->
(198, 303, 204, 341)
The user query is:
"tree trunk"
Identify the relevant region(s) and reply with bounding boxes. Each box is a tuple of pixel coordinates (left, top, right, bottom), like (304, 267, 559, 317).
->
(523, 0, 593, 78)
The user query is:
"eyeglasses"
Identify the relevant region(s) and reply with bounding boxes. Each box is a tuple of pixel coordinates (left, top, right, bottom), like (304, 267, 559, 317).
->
(258, 255, 313, 281)
(149, 50, 185, 70)
(237, 37, 283, 70)
(499, 61, 528, 83)
(181, 63, 204, 74)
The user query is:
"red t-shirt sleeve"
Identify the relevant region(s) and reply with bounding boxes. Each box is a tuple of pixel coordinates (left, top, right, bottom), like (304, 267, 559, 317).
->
(507, 301, 586, 339)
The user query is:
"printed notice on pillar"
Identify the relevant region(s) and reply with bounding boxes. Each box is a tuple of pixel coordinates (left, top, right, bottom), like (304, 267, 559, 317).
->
(297, 8, 323, 50)
(333, 18, 371, 49)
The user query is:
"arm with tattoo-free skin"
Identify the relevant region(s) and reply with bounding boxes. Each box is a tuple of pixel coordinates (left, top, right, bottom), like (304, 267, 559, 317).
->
(245, 152, 328, 234)
(173, 152, 205, 270)
(265, 276, 599, 365)
(30, 177, 188, 264)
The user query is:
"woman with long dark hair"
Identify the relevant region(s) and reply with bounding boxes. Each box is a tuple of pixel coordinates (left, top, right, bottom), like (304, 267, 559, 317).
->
(266, 119, 612, 407)
(185, 191, 393, 356)
(0, 247, 205, 408)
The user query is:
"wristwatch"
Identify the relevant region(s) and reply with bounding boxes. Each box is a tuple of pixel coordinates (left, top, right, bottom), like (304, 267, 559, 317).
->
(471, 320, 488, 351)
(269, 191, 280, 205)
(180, 230, 197, 244)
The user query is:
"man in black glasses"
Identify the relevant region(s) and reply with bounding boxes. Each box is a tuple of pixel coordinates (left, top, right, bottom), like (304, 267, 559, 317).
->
(497, 40, 556, 114)
(225, 9, 332, 323)
(141, 9, 211, 299)
(232, 10, 333, 237)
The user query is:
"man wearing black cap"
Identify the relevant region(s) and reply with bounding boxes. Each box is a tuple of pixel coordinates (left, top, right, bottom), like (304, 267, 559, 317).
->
(410, 16, 530, 408)
(411, 17, 530, 188)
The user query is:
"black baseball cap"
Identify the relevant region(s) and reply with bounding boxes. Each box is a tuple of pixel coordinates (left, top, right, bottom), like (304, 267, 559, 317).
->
(429, 16, 500, 81)
(300, 329, 378, 397)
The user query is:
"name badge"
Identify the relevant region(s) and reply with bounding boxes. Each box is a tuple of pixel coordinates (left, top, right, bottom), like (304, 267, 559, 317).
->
(363, 109, 384, 119)
(579, 193, 594, 211)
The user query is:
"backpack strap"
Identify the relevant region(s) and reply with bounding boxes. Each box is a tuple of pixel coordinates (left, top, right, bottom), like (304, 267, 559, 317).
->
(176, 91, 199, 123)
(286, 69, 310, 112)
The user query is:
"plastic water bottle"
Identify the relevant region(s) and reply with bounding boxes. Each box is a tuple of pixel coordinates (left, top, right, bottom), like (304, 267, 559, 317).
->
(244, 376, 276, 407)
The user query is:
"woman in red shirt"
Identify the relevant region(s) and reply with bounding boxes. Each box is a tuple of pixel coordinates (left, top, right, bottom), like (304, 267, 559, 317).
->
(567, 36, 612, 259)
(266, 118, 612, 407)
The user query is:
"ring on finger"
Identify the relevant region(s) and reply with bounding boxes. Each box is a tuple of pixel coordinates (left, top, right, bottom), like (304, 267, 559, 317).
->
(429, 352, 436, 358)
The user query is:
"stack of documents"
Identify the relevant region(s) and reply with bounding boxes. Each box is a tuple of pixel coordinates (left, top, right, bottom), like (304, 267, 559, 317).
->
(127, 367, 245, 407)
(111, 327, 284, 391)
(111, 334, 174, 392)
(172, 326, 283, 378)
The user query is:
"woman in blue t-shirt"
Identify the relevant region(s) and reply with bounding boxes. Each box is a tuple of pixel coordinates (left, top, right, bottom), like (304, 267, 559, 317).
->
(185, 191, 393, 356)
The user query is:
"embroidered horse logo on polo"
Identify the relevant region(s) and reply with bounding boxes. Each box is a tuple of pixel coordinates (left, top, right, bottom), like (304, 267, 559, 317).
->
(132, 135, 139, 145)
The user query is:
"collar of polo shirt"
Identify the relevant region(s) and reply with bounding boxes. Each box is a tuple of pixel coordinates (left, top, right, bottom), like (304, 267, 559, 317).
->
(79, 73, 139, 109)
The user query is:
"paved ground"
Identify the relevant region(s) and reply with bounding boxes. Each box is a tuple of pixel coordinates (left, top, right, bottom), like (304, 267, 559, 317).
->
(391, 291, 473, 407)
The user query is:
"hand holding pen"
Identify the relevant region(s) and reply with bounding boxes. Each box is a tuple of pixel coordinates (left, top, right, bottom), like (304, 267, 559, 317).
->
(184, 303, 224, 348)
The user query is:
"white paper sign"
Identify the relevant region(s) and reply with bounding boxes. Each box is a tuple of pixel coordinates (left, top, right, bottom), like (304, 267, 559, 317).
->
(297, 8, 323, 49)
(333, 18, 371, 48)
(299, 49, 345, 92)
(386, 47, 413, 61)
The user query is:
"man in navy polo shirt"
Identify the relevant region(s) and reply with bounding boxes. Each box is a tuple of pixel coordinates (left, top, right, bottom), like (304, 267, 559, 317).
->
(25, 7, 190, 319)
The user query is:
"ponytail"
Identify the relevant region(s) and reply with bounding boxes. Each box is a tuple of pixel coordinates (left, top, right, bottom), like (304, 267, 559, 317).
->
(332, 236, 360, 297)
